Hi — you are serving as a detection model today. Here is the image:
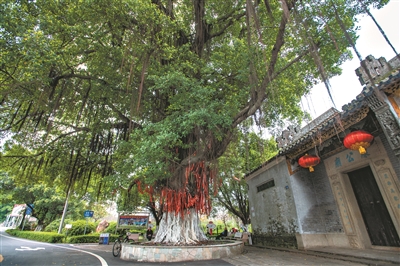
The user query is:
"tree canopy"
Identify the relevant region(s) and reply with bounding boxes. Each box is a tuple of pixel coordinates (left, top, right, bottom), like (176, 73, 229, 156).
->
(0, 0, 389, 243)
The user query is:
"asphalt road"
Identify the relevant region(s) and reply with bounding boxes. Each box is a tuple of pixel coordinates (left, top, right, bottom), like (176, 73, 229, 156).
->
(0, 231, 231, 266)
(1, 232, 106, 266)
(0, 229, 369, 266)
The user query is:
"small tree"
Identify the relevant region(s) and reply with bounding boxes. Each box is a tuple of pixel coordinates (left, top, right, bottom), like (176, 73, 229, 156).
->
(214, 129, 277, 226)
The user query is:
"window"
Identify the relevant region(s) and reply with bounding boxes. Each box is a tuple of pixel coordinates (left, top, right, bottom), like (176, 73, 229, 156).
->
(256, 179, 275, 192)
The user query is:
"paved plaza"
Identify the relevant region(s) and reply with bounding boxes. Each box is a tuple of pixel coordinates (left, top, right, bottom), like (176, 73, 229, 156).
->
(72, 243, 400, 265)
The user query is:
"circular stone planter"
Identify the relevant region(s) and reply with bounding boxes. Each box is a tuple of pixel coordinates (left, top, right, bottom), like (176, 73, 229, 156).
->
(120, 241, 244, 262)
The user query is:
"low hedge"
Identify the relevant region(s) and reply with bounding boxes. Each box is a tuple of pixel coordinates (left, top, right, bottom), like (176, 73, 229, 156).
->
(6, 229, 129, 244)
(6, 229, 64, 243)
(68, 234, 100, 244)
(67, 233, 119, 244)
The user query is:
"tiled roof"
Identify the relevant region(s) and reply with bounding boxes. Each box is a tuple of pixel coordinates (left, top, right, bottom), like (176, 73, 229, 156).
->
(278, 70, 400, 156)
(245, 56, 400, 178)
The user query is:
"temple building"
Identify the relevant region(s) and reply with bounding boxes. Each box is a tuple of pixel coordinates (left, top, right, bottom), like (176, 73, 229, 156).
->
(245, 55, 400, 250)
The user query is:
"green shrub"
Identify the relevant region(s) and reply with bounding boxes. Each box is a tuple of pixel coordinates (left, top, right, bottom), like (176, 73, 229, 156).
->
(44, 219, 73, 233)
(104, 221, 117, 233)
(67, 220, 96, 236)
(6, 229, 64, 243)
(68, 234, 100, 244)
(67, 233, 120, 244)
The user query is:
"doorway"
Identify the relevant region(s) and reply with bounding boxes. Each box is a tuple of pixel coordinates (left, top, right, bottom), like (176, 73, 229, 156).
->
(348, 166, 400, 247)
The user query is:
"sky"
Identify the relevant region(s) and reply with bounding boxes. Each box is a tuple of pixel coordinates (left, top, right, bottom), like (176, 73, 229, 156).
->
(301, 0, 400, 119)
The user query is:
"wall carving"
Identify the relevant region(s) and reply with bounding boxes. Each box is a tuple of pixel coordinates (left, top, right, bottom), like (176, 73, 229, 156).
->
(373, 159, 386, 167)
(330, 177, 356, 236)
(376, 168, 400, 224)
(366, 93, 387, 111)
(329, 174, 339, 182)
(376, 109, 400, 149)
(348, 236, 362, 249)
(383, 78, 400, 95)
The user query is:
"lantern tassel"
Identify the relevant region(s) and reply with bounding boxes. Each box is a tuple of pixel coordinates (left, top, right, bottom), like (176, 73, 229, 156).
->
(359, 146, 366, 154)
(309, 166, 314, 172)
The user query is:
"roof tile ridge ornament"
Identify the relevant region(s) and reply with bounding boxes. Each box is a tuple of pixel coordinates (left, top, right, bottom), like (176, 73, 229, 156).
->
(276, 125, 299, 150)
(276, 108, 339, 151)
(355, 55, 393, 86)
(342, 54, 400, 116)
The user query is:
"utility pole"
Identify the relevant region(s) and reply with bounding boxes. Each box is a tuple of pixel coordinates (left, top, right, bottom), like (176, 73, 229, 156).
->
(58, 188, 71, 234)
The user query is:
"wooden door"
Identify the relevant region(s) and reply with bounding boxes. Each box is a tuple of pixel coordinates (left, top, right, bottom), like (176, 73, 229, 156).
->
(348, 166, 400, 247)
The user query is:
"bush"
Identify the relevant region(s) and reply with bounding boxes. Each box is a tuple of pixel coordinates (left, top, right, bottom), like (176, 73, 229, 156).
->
(44, 219, 73, 233)
(67, 233, 120, 244)
(104, 221, 117, 234)
(6, 229, 64, 243)
(68, 234, 100, 244)
(67, 220, 96, 236)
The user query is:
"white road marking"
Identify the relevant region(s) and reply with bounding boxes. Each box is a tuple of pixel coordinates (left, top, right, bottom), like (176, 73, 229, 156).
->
(1, 233, 108, 266)
(16, 246, 45, 251)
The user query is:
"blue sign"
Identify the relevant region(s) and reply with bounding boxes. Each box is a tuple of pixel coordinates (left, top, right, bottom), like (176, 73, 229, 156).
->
(25, 204, 34, 215)
(84, 210, 94, 217)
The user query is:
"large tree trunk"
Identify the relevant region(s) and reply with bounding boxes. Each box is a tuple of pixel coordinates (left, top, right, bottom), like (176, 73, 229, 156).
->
(154, 208, 208, 245)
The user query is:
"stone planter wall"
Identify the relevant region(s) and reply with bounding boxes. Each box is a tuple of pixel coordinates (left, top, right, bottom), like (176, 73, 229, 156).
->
(120, 241, 244, 262)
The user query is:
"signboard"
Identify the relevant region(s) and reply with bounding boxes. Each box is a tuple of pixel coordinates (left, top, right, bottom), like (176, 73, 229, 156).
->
(25, 205, 34, 215)
(65, 224, 72, 229)
(234, 232, 243, 238)
(10, 204, 26, 217)
(99, 233, 110, 245)
(117, 214, 149, 229)
(84, 210, 94, 217)
(207, 223, 216, 229)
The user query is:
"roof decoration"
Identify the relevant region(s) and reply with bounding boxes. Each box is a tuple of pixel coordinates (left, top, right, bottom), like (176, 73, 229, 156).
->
(245, 55, 399, 178)
(276, 55, 400, 158)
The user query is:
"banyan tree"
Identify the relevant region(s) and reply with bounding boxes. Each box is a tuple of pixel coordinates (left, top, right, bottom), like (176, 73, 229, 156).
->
(0, 0, 390, 244)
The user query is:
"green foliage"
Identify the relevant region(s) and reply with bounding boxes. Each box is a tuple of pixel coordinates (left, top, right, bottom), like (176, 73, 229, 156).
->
(67, 233, 123, 243)
(104, 222, 147, 236)
(213, 129, 278, 224)
(6, 229, 64, 243)
(103, 221, 119, 234)
(0, 170, 87, 226)
(44, 219, 97, 236)
(67, 220, 97, 236)
(89, 203, 109, 222)
(116, 186, 143, 212)
(67, 234, 102, 244)
(0, 203, 13, 223)
(44, 218, 73, 233)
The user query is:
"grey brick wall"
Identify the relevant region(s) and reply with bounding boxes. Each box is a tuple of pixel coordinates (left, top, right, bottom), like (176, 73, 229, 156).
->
(246, 158, 298, 235)
(290, 154, 343, 234)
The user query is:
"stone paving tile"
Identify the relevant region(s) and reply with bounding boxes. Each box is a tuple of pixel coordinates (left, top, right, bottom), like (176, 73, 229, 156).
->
(71, 244, 397, 265)
(221, 246, 366, 266)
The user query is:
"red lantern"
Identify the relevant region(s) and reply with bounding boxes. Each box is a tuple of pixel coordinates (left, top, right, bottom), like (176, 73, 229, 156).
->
(298, 154, 320, 172)
(343, 130, 374, 154)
